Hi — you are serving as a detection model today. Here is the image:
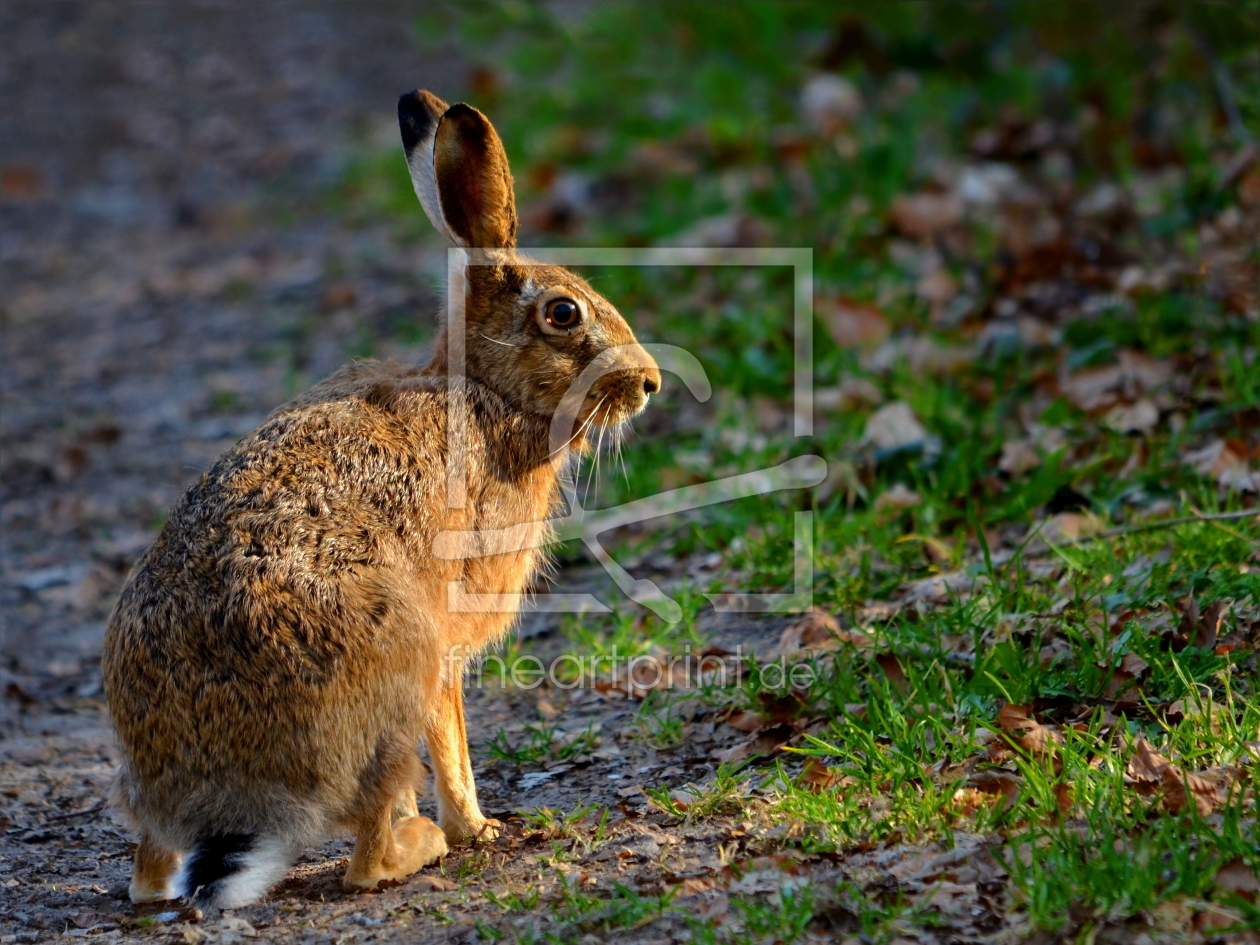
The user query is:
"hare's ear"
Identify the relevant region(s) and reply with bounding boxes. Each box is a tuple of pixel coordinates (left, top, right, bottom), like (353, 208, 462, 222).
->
(399, 90, 459, 245)
(399, 91, 518, 249)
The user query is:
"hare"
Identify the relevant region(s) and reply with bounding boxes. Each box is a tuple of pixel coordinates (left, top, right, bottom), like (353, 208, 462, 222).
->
(102, 89, 661, 909)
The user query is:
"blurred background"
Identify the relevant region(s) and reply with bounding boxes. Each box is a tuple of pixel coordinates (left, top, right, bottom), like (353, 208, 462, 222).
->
(2, 2, 1257, 695)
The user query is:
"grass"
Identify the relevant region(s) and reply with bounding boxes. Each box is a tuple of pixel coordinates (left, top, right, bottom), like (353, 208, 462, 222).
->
(319, 1, 1259, 939)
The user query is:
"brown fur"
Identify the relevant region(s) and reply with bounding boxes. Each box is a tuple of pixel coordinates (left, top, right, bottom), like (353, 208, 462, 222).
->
(101, 90, 660, 906)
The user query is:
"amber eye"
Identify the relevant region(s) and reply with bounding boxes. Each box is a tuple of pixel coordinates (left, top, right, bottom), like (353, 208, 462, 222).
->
(544, 297, 582, 330)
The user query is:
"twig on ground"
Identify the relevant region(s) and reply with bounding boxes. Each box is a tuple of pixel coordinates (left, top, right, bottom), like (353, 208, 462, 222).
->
(44, 801, 106, 823)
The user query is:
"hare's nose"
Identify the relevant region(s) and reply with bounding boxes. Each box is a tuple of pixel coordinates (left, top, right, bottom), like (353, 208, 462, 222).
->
(643, 375, 660, 395)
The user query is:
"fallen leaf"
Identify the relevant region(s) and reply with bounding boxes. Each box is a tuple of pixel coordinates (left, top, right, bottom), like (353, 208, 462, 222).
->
(999, 439, 1041, 476)
(1038, 511, 1104, 544)
(411, 875, 458, 892)
(801, 73, 863, 135)
(798, 758, 850, 792)
(1103, 398, 1159, 434)
(1128, 737, 1172, 784)
(995, 702, 1063, 760)
(1053, 782, 1073, 814)
(875, 652, 908, 693)
(725, 708, 768, 733)
(1214, 857, 1259, 903)
(865, 401, 928, 451)
(1182, 440, 1259, 492)
(1160, 765, 1224, 816)
(813, 376, 884, 411)
(891, 191, 963, 240)
(1102, 652, 1150, 701)
(817, 296, 890, 349)
(874, 483, 923, 513)
(675, 876, 716, 897)
(1062, 351, 1173, 412)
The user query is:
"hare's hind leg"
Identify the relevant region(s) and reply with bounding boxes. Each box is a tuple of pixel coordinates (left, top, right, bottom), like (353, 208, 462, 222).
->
(392, 787, 420, 821)
(130, 834, 180, 903)
(344, 805, 447, 890)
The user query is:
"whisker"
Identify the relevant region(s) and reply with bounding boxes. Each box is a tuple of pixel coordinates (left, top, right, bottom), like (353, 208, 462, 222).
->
(478, 331, 520, 348)
(548, 395, 607, 459)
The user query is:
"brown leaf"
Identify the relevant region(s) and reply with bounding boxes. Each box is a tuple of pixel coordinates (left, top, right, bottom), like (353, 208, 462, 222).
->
(1214, 857, 1260, 903)
(1053, 782, 1073, 815)
(891, 191, 963, 240)
(725, 708, 768, 733)
(875, 652, 908, 693)
(999, 439, 1041, 476)
(864, 401, 928, 451)
(798, 758, 852, 792)
(873, 483, 923, 514)
(1062, 350, 1173, 412)
(817, 296, 890, 349)
(1160, 765, 1223, 816)
(1197, 601, 1225, 650)
(776, 607, 842, 655)
(968, 769, 1022, 808)
(1128, 737, 1172, 784)
(995, 702, 1063, 760)
(1172, 596, 1227, 652)
(411, 875, 458, 892)
(1102, 652, 1151, 702)
(675, 876, 716, 898)
(70, 914, 116, 930)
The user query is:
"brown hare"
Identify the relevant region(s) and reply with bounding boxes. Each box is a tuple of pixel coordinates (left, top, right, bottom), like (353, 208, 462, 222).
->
(102, 89, 660, 909)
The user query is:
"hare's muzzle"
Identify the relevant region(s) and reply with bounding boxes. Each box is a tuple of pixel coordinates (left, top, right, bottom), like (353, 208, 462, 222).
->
(589, 345, 660, 420)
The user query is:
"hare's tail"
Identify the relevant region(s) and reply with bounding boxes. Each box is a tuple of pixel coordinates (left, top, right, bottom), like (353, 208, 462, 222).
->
(176, 833, 293, 908)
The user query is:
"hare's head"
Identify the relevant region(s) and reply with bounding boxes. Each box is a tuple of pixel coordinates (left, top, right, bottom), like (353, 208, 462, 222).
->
(399, 91, 660, 450)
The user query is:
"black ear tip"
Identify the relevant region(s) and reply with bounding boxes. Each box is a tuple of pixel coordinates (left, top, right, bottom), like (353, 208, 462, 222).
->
(398, 91, 428, 152)
(398, 90, 449, 154)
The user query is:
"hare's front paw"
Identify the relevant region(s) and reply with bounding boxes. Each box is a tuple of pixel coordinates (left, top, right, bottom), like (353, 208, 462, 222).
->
(443, 817, 502, 845)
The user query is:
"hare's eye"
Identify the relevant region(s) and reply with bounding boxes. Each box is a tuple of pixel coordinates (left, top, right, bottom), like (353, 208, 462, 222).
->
(544, 298, 582, 330)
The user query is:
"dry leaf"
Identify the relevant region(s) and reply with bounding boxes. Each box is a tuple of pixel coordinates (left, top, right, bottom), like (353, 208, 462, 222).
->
(675, 876, 716, 898)
(1062, 350, 1173, 412)
(1053, 782, 1073, 814)
(814, 376, 884, 411)
(875, 652, 908, 693)
(995, 702, 1062, 760)
(1160, 765, 1223, 816)
(865, 401, 928, 451)
(1128, 737, 1172, 784)
(968, 769, 1022, 807)
(1103, 398, 1159, 434)
(1182, 440, 1259, 492)
(777, 607, 842, 653)
(817, 296, 890, 349)
(874, 483, 923, 513)
(891, 191, 963, 240)
(798, 758, 851, 792)
(411, 875, 458, 892)
(1214, 857, 1260, 903)
(725, 709, 768, 733)
(801, 73, 863, 135)
(999, 439, 1041, 476)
